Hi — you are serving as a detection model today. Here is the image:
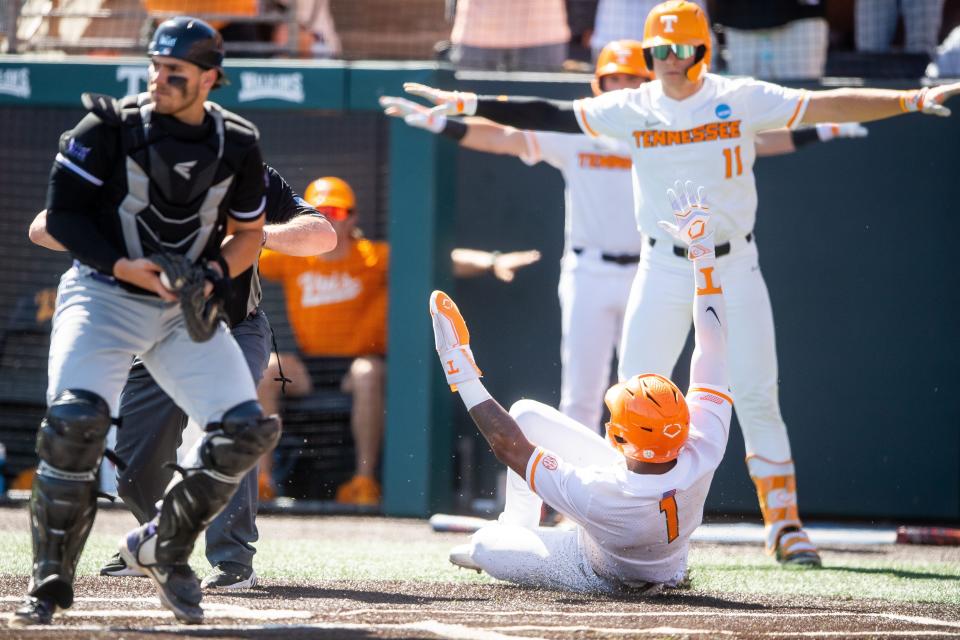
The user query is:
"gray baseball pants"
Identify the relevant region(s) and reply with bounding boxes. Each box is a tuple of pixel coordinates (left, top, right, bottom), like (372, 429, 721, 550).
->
(115, 309, 272, 568)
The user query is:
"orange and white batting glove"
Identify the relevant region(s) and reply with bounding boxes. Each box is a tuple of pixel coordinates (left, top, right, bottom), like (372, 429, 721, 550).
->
(900, 81, 960, 117)
(430, 290, 482, 390)
(404, 82, 478, 116)
(815, 122, 868, 141)
(658, 180, 716, 261)
(379, 96, 448, 133)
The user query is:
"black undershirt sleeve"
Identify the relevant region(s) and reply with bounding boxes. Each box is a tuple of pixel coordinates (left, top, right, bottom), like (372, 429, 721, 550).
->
(474, 95, 582, 133)
(228, 143, 267, 221)
(46, 114, 124, 274)
(263, 164, 323, 224)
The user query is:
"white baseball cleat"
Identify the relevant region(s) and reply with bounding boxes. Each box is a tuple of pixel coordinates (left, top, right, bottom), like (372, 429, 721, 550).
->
(448, 544, 482, 573)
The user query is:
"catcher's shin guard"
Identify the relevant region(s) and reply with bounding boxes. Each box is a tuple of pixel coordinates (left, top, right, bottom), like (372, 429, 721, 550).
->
(154, 401, 281, 564)
(746, 455, 820, 565)
(29, 390, 111, 608)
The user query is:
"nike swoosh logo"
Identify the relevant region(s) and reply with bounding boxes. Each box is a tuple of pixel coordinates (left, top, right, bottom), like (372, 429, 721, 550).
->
(706, 306, 721, 325)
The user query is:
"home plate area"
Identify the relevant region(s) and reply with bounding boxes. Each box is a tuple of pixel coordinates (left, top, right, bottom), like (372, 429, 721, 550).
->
(1, 582, 959, 639)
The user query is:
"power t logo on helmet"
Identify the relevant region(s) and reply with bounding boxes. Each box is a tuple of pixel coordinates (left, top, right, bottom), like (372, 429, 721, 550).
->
(591, 40, 651, 95)
(642, 0, 711, 81)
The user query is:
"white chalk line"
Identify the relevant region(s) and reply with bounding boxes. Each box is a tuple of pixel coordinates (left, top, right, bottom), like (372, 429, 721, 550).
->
(337, 608, 960, 628)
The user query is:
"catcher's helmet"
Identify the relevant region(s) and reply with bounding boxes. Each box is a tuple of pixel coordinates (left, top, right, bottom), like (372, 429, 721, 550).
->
(604, 374, 690, 463)
(591, 40, 651, 95)
(642, 0, 711, 82)
(304, 177, 356, 210)
(148, 16, 227, 86)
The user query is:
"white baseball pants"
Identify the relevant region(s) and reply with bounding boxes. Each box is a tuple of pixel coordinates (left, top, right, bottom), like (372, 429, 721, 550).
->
(557, 251, 637, 432)
(617, 237, 791, 462)
(466, 400, 621, 592)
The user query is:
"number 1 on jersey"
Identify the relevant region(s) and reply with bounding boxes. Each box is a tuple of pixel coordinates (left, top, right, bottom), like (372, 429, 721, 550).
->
(659, 493, 679, 543)
(722, 145, 743, 179)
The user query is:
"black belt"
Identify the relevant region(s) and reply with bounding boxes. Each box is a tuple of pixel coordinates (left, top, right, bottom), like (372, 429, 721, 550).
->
(74, 259, 117, 286)
(648, 233, 752, 258)
(572, 247, 641, 265)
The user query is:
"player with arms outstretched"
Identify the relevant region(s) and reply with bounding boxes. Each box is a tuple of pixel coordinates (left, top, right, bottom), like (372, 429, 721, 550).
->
(401, 0, 960, 566)
(429, 181, 730, 592)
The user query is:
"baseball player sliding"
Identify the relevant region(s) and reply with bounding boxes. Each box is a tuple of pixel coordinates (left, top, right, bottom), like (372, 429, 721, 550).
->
(382, 39, 865, 434)
(399, 0, 960, 566)
(430, 180, 730, 592)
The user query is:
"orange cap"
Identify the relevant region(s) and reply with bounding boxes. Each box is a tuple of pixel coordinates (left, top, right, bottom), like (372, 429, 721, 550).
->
(604, 374, 690, 463)
(642, 0, 712, 81)
(595, 40, 651, 80)
(304, 176, 356, 210)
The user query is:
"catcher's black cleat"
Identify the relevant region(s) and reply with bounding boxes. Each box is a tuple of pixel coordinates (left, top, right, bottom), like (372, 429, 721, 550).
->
(9, 597, 56, 626)
(119, 523, 204, 624)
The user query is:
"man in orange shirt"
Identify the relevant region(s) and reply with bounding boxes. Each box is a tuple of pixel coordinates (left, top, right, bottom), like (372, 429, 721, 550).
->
(259, 176, 539, 505)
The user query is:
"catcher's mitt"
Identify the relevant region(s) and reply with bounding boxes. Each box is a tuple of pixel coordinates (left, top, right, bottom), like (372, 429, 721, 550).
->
(150, 252, 229, 343)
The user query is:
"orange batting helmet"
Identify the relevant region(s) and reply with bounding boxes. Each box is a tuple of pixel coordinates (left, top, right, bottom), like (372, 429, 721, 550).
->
(591, 40, 651, 95)
(642, 0, 711, 82)
(604, 374, 690, 463)
(304, 176, 356, 220)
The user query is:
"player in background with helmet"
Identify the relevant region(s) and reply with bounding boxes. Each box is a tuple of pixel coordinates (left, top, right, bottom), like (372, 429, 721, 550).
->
(429, 181, 730, 592)
(26, 164, 337, 590)
(382, 40, 865, 435)
(395, 0, 960, 567)
(11, 17, 277, 626)
(257, 176, 540, 505)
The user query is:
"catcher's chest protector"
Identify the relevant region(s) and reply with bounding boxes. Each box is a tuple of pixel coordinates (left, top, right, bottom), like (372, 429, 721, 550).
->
(91, 93, 251, 262)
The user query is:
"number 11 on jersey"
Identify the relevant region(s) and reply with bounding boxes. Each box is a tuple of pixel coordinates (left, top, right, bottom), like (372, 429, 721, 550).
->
(659, 490, 679, 543)
(722, 145, 743, 179)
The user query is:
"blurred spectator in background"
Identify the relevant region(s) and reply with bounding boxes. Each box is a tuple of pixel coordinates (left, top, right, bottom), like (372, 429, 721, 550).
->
(272, 0, 341, 58)
(856, 0, 944, 57)
(590, 0, 705, 60)
(927, 25, 960, 77)
(258, 176, 540, 506)
(713, 0, 828, 79)
(565, 0, 599, 63)
(448, 0, 571, 71)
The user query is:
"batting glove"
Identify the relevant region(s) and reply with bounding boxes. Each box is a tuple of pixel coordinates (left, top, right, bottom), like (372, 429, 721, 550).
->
(379, 96, 448, 133)
(404, 82, 478, 116)
(900, 82, 960, 117)
(816, 122, 868, 141)
(430, 290, 482, 390)
(658, 180, 716, 261)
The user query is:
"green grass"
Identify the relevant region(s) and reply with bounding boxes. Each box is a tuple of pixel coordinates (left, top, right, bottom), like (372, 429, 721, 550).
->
(0, 530, 956, 605)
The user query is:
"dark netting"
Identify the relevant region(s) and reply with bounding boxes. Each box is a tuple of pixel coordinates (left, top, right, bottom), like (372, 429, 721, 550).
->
(0, 105, 389, 498)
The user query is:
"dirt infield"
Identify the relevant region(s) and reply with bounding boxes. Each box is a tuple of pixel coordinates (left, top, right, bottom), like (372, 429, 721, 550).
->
(0, 508, 957, 639)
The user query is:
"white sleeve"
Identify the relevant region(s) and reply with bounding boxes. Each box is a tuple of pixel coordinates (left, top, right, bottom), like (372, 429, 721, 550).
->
(742, 80, 810, 132)
(524, 447, 591, 523)
(684, 385, 733, 473)
(573, 90, 634, 140)
(520, 130, 573, 170)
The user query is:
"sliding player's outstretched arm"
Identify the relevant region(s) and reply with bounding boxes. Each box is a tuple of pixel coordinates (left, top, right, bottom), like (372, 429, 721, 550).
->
(658, 181, 728, 389)
(429, 291, 535, 476)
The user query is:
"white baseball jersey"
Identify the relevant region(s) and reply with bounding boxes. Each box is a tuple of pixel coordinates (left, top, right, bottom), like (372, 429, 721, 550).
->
(520, 131, 642, 255)
(524, 385, 732, 586)
(573, 74, 809, 244)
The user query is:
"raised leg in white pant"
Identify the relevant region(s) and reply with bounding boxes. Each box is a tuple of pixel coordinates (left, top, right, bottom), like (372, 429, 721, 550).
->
(470, 399, 621, 590)
(558, 262, 635, 432)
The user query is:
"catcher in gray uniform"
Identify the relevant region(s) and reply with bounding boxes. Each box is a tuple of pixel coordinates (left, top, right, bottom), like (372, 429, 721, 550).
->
(28, 165, 336, 590)
(12, 17, 279, 627)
